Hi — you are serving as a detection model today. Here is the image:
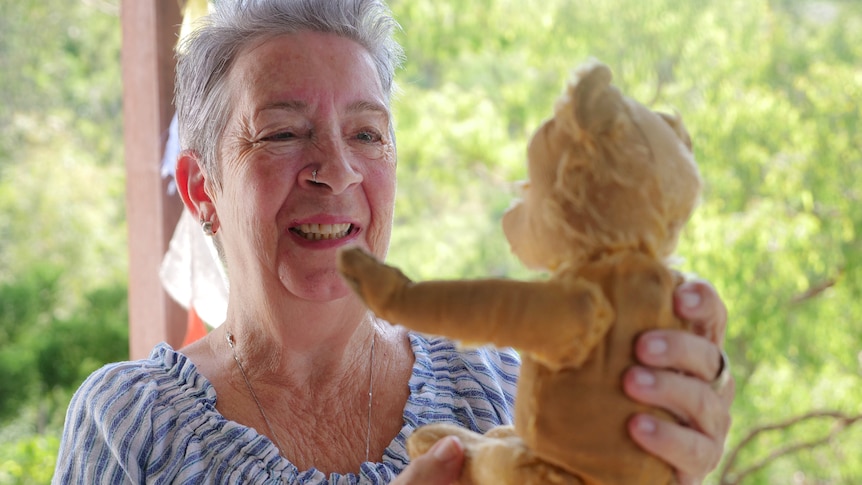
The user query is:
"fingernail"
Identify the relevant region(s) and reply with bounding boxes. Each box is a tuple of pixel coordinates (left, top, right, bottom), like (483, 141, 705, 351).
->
(634, 368, 656, 387)
(636, 415, 657, 434)
(681, 289, 701, 309)
(431, 436, 460, 461)
(646, 337, 667, 355)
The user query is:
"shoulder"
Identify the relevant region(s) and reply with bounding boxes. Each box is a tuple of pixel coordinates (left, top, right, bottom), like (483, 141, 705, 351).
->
(66, 343, 212, 426)
(53, 344, 216, 483)
(406, 332, 520, 431)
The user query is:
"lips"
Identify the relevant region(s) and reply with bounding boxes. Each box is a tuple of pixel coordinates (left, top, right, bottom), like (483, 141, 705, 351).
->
(290, 223, 354, 241)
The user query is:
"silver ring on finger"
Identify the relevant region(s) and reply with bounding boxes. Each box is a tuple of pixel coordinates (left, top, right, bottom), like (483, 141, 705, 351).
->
(710, 349, 731, 392)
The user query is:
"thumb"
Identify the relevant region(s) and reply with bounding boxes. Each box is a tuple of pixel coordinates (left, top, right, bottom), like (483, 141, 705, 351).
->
(393, 436, 465, 485)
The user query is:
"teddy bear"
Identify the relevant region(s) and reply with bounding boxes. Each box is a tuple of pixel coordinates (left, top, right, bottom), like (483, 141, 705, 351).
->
(338, 60, 701, 484)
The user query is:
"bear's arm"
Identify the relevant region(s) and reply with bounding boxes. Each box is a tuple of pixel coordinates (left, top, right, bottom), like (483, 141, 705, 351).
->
(339, 247, 614, 369)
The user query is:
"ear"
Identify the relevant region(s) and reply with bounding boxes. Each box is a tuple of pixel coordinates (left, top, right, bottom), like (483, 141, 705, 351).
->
(572, 62, 624, 136)
(657, 111, 693, 151)
(175, 149, 217, 226)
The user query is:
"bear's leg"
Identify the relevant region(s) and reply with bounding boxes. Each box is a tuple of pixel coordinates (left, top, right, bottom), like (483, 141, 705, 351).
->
(484, 424, 516, 439)
(407, 424, 584, 485)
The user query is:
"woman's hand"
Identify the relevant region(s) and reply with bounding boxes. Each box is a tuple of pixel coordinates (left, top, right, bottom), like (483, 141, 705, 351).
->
(623, 278, 735, 485)
(391, 436, 465, 485)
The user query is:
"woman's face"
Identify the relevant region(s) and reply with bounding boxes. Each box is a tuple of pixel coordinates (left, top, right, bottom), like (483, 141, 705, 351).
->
(212, 31, 396, 302)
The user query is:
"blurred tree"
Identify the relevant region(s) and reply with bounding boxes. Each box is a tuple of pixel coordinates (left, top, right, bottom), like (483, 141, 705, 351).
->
(0, 0, 126, 307)
(387, 0, 862, 482)
(0, 278, 128, 481)
(0, 0, 860, 483)
(0, 0, 122, 168)
(0, 266, 59, 422)
(35, 285, 129, 394)
(0, 436, 58, 485)
(0, 0, 128, 482)
(0, 264, 128, 469)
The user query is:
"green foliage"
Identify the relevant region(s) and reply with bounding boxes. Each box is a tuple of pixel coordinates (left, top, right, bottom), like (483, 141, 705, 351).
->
(0, 114, 128, 314)
(0, 1, 128, 482)
(0, 0, 859, 483)
(0, 265, 128, 421)
(0, 0, 122, 168)
(0, 265, 60, 345)
(0, 435, 59, 485)
(0, 267, 60, 422)
(35, 286, 129, 391)
(0, 278, 128, 484)
(0, 348, 38, 425)
(0, 0, 127, 311)
(387, 0, 862, 482)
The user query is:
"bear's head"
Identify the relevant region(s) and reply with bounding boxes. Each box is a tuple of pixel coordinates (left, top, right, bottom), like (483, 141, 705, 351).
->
(502, 61, 701, 272)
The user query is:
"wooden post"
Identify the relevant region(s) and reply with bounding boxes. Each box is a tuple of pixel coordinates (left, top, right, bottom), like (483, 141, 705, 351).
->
(121, 0, 186, 360)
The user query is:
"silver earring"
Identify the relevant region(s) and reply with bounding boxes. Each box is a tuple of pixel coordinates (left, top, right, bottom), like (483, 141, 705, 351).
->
(201, 220, 214, 236)
(312, 169, 318, 183)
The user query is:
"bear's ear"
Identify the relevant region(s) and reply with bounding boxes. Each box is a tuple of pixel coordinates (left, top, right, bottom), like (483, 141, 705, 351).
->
(657, 111, 693, 151)
(571, 62, 624, 136)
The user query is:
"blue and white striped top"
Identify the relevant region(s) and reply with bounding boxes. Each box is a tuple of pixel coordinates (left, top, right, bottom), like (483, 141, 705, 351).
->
(53, 332, 520, 484)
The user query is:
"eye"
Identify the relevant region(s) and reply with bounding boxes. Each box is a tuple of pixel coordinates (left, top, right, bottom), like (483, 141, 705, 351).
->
(261, 131, 297, 142)
(354, 130, 382, 143)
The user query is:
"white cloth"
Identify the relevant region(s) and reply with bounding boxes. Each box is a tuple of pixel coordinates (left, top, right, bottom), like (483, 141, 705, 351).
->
(159, 209, 229, 327)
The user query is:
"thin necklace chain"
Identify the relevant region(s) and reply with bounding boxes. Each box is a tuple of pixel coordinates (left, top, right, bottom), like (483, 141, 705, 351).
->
(365, 325, 376, 462)
(225, 327, 377, 463)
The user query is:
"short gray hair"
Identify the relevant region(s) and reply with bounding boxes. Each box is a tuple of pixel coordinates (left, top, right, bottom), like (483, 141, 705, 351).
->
(174, 0, 404, 184)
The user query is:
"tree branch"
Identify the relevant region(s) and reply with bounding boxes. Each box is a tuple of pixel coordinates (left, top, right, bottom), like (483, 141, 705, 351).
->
(790, 269, 843, 305)
(718, 410, 862, 485)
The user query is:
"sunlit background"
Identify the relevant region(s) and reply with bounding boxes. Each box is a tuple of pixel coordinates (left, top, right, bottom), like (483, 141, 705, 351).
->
(1, 0, 860, 483)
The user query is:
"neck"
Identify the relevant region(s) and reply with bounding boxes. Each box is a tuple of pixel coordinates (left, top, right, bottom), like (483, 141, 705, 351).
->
(181, 294, 413, 473)
(217, 286, 374, 381)
(223, 319, 379, 462)
(215, 307, 377, 391)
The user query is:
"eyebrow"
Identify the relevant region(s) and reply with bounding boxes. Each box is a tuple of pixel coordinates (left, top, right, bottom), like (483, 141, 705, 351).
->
(259, 100, 308, 113)
(258, 100, 389, 117)
(346, 100, 389, 117)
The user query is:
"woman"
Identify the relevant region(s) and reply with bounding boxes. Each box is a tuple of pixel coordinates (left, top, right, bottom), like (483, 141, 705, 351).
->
(54, 1, 733, 484)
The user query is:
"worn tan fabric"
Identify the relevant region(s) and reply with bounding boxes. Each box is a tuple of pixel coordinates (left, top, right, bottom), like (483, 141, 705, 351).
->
(339, 61, 701, 484)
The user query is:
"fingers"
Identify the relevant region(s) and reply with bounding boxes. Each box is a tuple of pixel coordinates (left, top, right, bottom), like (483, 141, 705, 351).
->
(624, 364, 734, 438)
(626, 330, 736, 483)
(635, 330, 724, 383)
(624, 368, 735, 483)
(672, 278, 727, 345)
(623, 278, 732, 481)
(627, 411, 727, 485)
(391, 436, 465, 485)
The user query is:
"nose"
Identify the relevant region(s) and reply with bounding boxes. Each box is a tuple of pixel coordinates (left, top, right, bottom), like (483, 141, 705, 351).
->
(304, 136, 363, 193)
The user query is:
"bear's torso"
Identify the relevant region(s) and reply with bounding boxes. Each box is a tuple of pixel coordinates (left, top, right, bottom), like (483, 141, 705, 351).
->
(515, 251, 685, 484)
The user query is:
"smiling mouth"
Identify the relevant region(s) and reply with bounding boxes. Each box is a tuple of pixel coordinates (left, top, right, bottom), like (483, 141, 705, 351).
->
(290, 223, 354, 241)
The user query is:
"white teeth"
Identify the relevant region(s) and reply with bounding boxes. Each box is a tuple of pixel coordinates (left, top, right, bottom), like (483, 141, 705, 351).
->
(295, 223, 352, 240)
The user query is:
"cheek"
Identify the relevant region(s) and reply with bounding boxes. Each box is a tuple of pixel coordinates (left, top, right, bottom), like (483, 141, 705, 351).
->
(503, 202, 537, 261)
(502, 203, 523, 246)
(365, 161, 397, 257)
(219, 157, 295, 234)
(503, 199, 550, 269)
